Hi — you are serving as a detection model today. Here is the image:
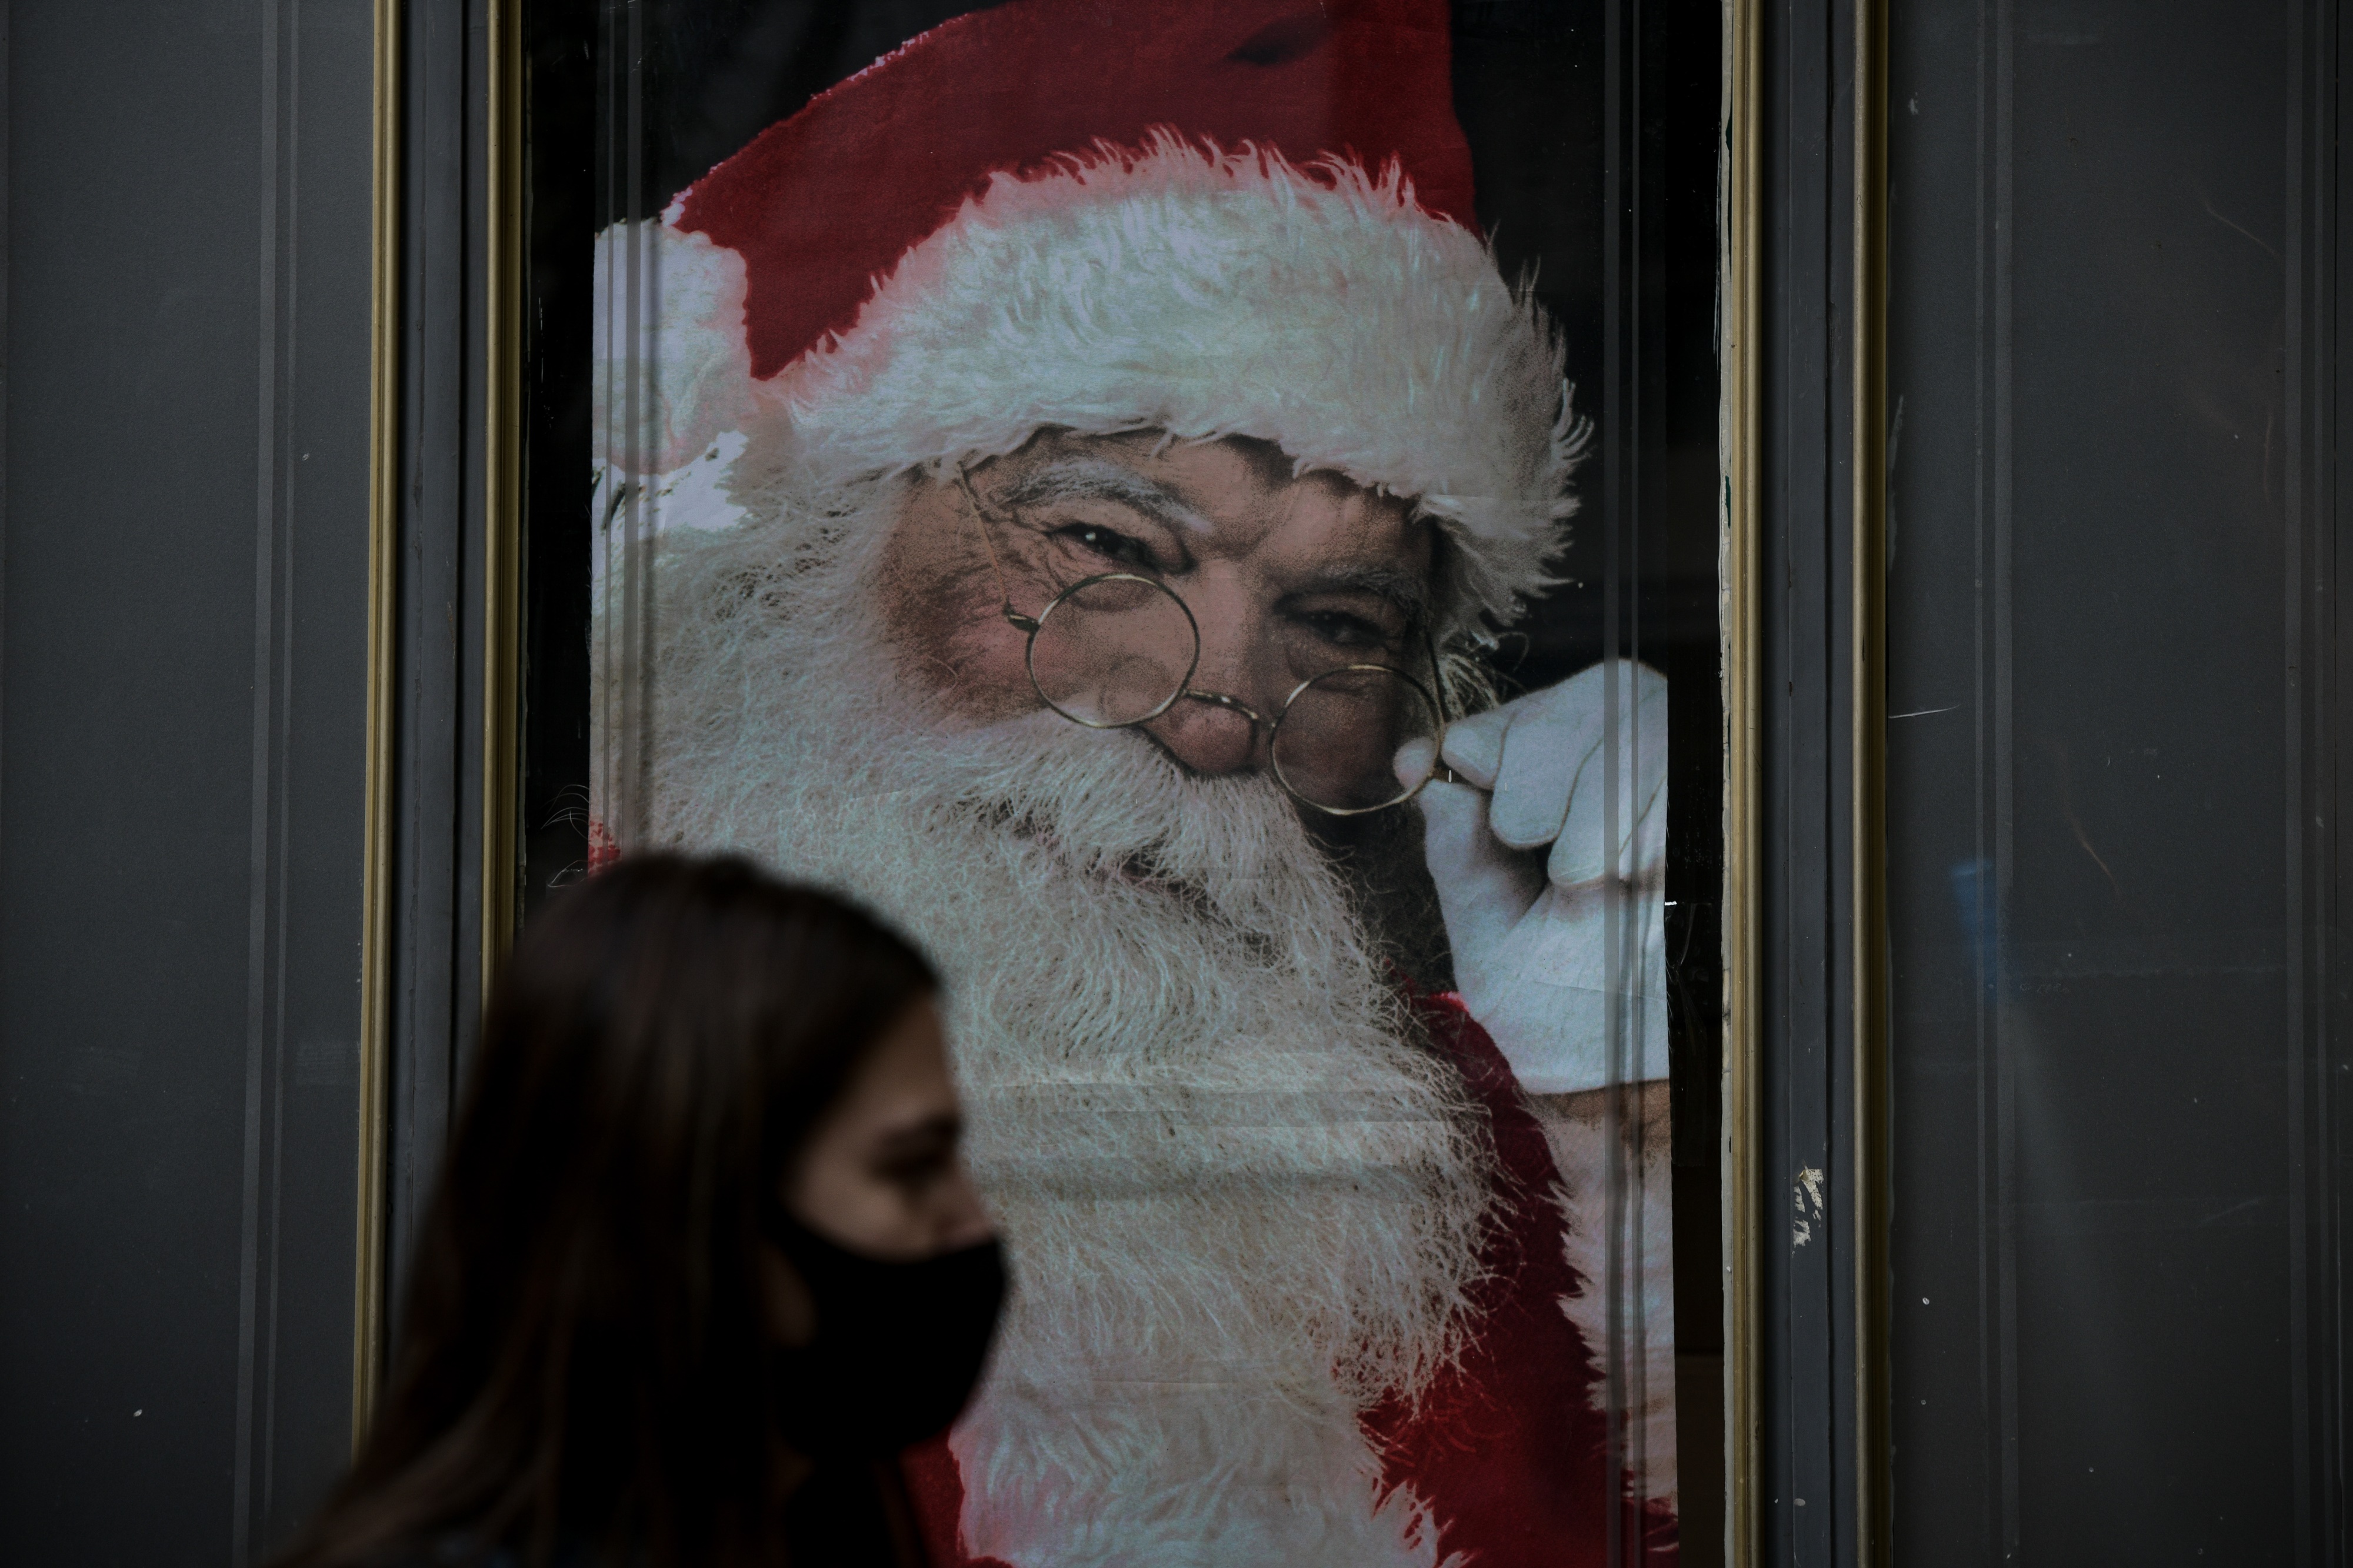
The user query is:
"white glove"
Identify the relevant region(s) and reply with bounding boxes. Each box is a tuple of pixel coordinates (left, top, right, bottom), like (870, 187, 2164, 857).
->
(1407, 660, 1670, 1094)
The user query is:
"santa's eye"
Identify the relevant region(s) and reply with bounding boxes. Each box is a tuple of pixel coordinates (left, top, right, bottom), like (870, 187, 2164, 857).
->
(1294, 608, 1394, 652)
(1050, 522, 1159, 572)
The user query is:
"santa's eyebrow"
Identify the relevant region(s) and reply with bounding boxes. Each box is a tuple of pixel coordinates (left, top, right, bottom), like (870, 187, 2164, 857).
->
(1290, 564, 1431, 620)
(996, 459, 1213, 533)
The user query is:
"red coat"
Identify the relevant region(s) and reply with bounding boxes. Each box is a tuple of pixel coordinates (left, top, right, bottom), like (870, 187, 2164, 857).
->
(902, 993, 1677, 1567)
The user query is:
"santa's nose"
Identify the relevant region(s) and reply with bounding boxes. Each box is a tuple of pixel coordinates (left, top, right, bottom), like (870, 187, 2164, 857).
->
(1145, 688, 1265, 776)
(1139, 578, 1280, 776)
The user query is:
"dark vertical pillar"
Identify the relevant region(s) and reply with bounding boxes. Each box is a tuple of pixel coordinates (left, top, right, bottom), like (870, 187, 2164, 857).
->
(1752, 0, 1868, 1561)
(384, 0, 493, 1339)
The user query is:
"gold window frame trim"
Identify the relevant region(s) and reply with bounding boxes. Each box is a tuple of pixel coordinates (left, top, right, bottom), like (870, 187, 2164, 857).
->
(1719, 0, 1762, 1559)
(484, 0, 526, 994)
(351, 0, 402, 1446)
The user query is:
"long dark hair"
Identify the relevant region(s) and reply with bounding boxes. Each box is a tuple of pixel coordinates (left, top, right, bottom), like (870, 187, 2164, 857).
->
(279, 854, 939, 1568)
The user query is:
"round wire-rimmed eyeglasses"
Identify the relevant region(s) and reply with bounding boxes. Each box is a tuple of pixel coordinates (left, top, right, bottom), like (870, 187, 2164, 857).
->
(951, 466, 1459, 816)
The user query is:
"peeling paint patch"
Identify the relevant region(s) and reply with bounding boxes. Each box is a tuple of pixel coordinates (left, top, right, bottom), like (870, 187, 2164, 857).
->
(1793, 1166, 1825, 1245)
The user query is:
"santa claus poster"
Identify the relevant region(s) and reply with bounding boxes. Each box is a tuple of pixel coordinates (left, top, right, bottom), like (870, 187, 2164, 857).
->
(574, 2, 1717, 1563)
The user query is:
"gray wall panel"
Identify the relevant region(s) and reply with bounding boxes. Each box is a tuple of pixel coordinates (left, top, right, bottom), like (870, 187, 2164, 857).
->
(0, 2, 376, 1562)
(386, 0, 489, 1330)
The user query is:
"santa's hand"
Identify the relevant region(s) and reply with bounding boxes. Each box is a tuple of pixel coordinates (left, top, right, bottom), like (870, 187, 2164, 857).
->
(1406, 661, 1670, 1095)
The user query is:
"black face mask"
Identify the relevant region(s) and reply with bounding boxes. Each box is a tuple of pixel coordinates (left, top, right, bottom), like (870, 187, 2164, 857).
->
(766, 1211, 1007, 1458)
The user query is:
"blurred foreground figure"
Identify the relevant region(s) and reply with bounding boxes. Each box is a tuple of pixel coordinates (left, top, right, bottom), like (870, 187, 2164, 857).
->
(277, 855, 1003, 1568)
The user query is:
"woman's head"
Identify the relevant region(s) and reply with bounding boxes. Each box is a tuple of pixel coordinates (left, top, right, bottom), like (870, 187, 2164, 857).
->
(286, 854, 990, 1568)
(462, 852, 983, 1275)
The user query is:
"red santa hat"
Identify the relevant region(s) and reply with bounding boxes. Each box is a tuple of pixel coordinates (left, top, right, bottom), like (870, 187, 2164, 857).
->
(598, 0, 1583, 639)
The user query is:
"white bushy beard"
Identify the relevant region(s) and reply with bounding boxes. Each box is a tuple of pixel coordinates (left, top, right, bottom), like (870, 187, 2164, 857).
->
(633, 477, 1494, 1565)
